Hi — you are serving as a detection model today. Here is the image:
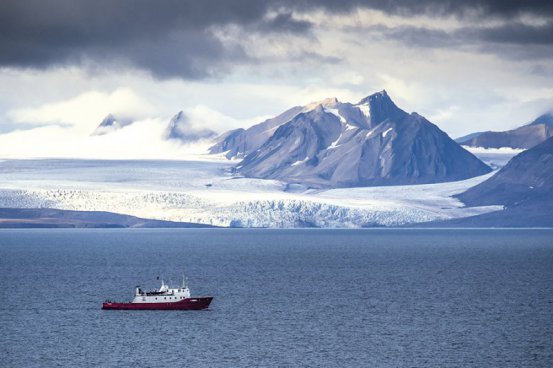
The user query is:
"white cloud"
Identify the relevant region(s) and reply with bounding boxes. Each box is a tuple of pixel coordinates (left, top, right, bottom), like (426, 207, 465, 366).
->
(183, 105, 247, 132)
(0, 118, 219, 160)
(6, 88, 155, 132)
(1, 5, 553, 151)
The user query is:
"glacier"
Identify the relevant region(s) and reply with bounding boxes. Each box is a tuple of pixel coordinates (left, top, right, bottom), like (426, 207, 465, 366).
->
(0, 155, 512, 228)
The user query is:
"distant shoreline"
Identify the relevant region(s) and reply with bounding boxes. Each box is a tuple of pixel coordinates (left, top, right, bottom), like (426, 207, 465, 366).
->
(0, 208, 218, 229)
(1, 207, 552, 229)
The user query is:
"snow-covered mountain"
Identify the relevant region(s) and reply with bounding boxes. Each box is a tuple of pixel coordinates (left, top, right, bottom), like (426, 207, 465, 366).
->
(457, 112, 553, 149)
(91, 114, 132, 136)
(91, 111, 217, 143)
(209, 105, 304, 158)
(458, 136, 553, 208)
(424, 136, 553, 227)
(213, 90, 491, 187)
(164, 111, 216, 142)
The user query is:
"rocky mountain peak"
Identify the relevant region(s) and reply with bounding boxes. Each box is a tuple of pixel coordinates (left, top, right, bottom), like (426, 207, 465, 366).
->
(224, 91, 490, 187)
(357, 90, 406, 126)
(164, 110, 216, 142)
(91, 114, 130, 136)
(528, 112, 553, 128)
(99, 114, 117, 127)
(304, 97, 340, 111)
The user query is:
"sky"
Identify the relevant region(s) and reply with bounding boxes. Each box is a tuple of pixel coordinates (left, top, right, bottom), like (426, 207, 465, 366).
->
(1, 0, 552, 158)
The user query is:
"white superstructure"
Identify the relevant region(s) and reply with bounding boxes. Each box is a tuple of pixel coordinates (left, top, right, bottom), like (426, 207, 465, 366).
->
(132, 278, 191, 304)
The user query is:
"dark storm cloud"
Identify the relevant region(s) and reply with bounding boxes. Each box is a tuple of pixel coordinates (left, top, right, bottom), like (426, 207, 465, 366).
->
(294, 0, 553, 19)
(289, 0, 553, 54)
(475, 22, 553, 45)
(256, 12, 313, 34)
(366, 25, 461, 49)
(0, 0, 315, 78)
(1, 0, 552, 78)
(368, 21, 553, 47)
(361, 21, 553, 61)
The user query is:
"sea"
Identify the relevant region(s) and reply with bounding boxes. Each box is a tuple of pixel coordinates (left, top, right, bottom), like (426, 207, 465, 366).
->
(0, 229, 552, 367)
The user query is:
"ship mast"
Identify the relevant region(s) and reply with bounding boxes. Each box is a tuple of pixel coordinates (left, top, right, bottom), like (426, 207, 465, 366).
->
(181, 271, 189, 289)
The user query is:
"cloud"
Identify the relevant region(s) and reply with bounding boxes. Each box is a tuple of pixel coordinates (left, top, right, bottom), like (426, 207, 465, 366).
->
(0, 0, 315, 79)
(256, 11, 313, 34)
(6, 88, 155, 132)
(2, 1, 551, 79)
(302, 0, 553, 19)
(0, 118, 216, 160)
(183, 105, 249, 132)
(367, 25, 461, 49)
(356, 20, 553, 61)
(472, 21, 553, 45)
(1, 0, 553, 144)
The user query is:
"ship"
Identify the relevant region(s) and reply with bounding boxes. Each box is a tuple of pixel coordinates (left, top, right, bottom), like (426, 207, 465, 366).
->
(102, 276, 213, 310)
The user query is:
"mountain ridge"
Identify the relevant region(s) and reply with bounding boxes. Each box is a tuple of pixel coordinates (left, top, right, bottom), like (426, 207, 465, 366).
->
(457, 112, 553, 149)
(91, 114, 132, 136)
(417, 136, 553, 227)
(164, 110, 217, 142)
(213, 90, 491, 187)
(457, 136, 553, 207)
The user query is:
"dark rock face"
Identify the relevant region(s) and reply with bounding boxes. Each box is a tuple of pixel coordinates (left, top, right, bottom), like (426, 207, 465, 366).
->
(454, 131, 484, 143)
(91, 114, 132, 136)
(98, 114, 117, 128)
(209, 105, 303, 158)
(458, 112, 553, 149)
(458, 136, 553, 207)
(216, 90, 491, 187)
(529, 113, 553, 128)
(164, 111, 216, 142)
(414, 203, 553, 227)
(419, 137, 553, 227)
(209, 128, 246, 156)
(238, 106, 343, 182)
(357, 91, 406, 126)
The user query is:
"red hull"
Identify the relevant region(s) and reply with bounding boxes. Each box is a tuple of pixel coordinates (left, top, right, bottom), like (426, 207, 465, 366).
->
(102, 297, 213, 310)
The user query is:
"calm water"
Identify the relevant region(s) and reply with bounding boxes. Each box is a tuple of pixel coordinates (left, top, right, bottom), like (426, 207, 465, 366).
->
(1, 229, 552, 367)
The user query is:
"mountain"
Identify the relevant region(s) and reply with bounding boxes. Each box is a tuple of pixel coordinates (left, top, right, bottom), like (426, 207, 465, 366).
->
(529, 112, 553, 128)
(458, 136, 553, 207)
(209, 105, 304, 158)
(91, 114, 132, 136)
(457, 112, 553, 149)
(218, 90, 491, 187)
(454, 131, 484, 143)
(419, 137, 553, 227)
(164, 111, 216, 142)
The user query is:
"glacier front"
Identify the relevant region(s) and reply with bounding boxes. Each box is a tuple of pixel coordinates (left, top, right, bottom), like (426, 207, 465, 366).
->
(0, 158, 506, 228)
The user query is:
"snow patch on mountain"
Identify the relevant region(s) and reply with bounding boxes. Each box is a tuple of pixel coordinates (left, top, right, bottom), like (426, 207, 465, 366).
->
(217, 90, 491, 188)
(324, 107, 347, 123)
(291, 157, 310, 167)
(356, 103, 371, 119)
(164, 111, 217, 142)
